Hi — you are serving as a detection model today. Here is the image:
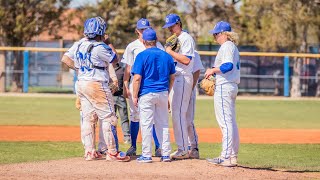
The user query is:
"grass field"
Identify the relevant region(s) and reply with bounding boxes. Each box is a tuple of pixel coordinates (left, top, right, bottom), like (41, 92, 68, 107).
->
(0, 142, 319, 171)
(0, 96, 319, 171)
(0, 96, 319, 128)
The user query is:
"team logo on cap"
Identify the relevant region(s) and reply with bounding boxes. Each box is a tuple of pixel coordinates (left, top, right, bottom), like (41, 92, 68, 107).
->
(142, 20, 146, 25)
(166, 18, 169, 23)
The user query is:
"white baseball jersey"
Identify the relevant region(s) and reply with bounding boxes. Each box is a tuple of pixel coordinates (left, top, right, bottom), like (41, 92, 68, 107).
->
(214, 41, 240, 85)
(193, 51, 204, 73)
(64, 38, 88, 61)
(121, 39, 164, 67)
(175, 31, 195, 76)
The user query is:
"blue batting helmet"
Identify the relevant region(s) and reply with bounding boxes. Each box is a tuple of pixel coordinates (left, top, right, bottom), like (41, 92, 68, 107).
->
(84, 17, 107, 38)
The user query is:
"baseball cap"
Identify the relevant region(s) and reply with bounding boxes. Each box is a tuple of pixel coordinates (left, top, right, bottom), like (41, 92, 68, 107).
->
(142, 28, 157, 41)
(136, 18, 150, 30)
(162, 14, 181, 28)
(209, 21, 231, 34)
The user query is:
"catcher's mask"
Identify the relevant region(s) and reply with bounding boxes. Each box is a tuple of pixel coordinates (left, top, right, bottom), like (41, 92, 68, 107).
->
(84, 17, 107, 38)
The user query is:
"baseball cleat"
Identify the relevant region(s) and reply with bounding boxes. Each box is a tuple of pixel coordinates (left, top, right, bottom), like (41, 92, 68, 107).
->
(207, 157, 236, 167)
(106, 151, 130, 162)
(170, 150, 190, 160)
(155, 147, 162, 157)
(126, 146, 137, 156)
(136, 156, 152, 163)
(160, 156, 171, 162)
(96, 151, 107, 160)
(84, 150, 96, 161)
(231, 156, 238, 166)
(189, 148, 200, 159)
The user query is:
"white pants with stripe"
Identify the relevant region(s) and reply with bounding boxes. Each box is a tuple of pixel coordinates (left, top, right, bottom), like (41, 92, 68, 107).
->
(76, 81, 119, 155)
(186, 88, 198, 150)
(170, 75, 193, 152)
(129, 82, 140, 122)
(139, 91, 171, 157)
(214, 82, 239, 159)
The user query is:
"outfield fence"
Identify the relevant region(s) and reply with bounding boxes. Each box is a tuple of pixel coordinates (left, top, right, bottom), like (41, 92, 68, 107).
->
(0, 46, 319, 97)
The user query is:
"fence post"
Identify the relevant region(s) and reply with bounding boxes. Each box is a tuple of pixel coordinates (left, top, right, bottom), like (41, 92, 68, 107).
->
(283, 56, 290, 97)
(23, 50, 29, 93)
(0, 51, 5, 92)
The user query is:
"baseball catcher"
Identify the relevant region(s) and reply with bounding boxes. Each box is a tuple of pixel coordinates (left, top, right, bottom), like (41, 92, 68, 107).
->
(200, 75, 215, 96)
(164, 34, 180, 52)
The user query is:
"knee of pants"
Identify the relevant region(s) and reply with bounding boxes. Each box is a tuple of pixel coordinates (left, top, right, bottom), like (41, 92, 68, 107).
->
(81, 111, 98, 136)
(103, 115, 118, 126)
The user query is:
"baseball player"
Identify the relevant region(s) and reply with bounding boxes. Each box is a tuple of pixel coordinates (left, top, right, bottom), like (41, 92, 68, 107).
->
(62, 40, 118, 159)
(205, 21, 240, 167)
(187, 50, 204, 159)
(162, 14, 195, 160)
(131, 28, 175, 163)
(122, 18, 164, 157)
(65, 16, 129, 161)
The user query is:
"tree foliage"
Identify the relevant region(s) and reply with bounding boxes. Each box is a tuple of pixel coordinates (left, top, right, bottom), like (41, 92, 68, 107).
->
(0, 0, 71, 91)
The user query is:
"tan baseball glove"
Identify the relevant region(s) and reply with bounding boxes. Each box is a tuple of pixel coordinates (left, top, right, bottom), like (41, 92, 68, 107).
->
(200, 75, 216, 96)
(164, 34, 180, 52)
(75, 96, 81, 110)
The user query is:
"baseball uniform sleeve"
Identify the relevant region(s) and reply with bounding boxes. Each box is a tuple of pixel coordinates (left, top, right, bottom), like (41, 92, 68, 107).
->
(179, 35, 195, 58)
(64, 42, 79, 61)
(193, 51, 204, 73)
(156, 42, 165, 51)
(221, 42, 236, 64)
(121, 44, 134, 66)
(97, 45, 116, 63)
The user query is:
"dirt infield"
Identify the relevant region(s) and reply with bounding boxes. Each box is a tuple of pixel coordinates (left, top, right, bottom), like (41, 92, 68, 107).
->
(1, 126, 320, 143)
(0, 157, 319, 180)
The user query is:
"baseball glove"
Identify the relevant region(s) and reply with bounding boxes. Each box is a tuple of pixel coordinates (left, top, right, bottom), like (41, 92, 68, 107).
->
(109, 82, 120, 94)
(164, 34, 180, 52)
(75, 96, 81, 111)
(200, 75, 216, 96)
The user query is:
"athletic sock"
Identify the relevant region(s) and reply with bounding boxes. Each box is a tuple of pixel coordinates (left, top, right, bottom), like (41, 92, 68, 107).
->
(153, 124, 160, 149)
(130, 121, 139, 148)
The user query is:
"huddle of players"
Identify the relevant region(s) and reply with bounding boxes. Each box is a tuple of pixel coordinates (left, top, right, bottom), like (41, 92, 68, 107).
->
(62, 14, 204, 163)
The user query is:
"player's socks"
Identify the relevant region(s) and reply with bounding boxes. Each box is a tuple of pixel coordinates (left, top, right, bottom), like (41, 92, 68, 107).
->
(130, 122, 139, 148)
(153, 124, 160, 149)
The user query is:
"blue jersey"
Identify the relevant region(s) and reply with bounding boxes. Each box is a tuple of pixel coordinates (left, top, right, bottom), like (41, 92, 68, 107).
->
(131, 47, 176, 97)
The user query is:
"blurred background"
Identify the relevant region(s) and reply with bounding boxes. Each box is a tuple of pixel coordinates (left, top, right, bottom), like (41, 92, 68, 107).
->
(0, 0, 319, 96)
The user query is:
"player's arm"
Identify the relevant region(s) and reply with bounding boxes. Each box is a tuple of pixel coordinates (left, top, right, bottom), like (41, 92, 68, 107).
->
(132, 74, 141, 107)
(108, 64, 118, 87)
(192, 70, 200, 90)
(165, 49, 191, 65)
(123, 64, 131, 98)
(61, 55, 76, 70)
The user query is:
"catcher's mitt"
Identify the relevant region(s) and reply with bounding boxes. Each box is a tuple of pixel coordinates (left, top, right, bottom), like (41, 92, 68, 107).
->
(75, 96, 81, 111)
(164, 34, 180, 52)
(200, 75, 216, 96)
(109, 82, 120, 94)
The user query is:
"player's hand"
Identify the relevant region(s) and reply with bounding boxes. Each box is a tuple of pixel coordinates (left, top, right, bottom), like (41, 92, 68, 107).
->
(165, 46, 173, 53)
(133, 97, 138, 107)
(204, 68, 215, 79)
(113, 80, 119, 88)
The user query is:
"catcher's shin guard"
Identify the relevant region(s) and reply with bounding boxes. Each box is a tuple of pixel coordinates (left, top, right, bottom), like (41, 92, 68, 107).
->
(81, 111, 98, 153)
(102, 115, 119, 154)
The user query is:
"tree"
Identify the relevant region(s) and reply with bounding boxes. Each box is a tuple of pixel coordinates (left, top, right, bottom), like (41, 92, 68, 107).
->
(0, 0, 71, 91)
(240, 0, 320, 97)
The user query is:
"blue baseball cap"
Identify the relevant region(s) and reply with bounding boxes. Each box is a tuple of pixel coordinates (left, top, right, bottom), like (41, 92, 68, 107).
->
(162, 14, 181, 28)
(209, 21, 231, 34)
(142, 28, 157, 41)
(136, 18, 150, 30)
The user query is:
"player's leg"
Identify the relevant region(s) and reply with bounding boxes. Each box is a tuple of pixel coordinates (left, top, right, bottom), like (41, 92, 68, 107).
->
(91, 82, 129, 162)
(76, 81, 98, 161)
(126, 83, 139, 156)
(186, 89, 199, 159)
(207, 83, 235, 167)
(137, 94, 155, 163)
(154, 91, 171, 162)
(153, 124, 161, 156)
(116, 95, 131, 144)
(230, 84, 239, 165)
(170, 75, 193, 160)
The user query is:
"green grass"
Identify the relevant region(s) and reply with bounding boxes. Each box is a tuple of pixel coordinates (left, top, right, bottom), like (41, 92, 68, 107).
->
(0, 142, 319, 171)
(28, 87, 74, 94)
(0, 96, 319, 128)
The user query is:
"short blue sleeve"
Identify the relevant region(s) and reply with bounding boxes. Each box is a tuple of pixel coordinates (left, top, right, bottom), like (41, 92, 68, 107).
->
(131, 53, 144, 76)
(220, 62, 233, 74)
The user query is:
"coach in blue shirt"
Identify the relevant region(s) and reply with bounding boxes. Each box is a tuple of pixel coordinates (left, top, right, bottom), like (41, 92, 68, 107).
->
(131, 28, 175, 163)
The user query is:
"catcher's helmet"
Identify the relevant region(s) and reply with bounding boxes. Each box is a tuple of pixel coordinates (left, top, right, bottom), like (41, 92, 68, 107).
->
(84, 17, 107, 38)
